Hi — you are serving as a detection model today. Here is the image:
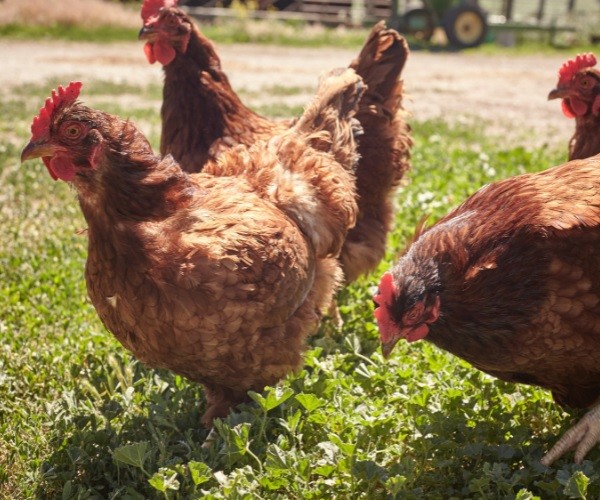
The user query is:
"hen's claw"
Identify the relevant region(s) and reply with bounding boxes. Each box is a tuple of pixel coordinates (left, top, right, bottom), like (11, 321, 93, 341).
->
(541, 405, 600, 466)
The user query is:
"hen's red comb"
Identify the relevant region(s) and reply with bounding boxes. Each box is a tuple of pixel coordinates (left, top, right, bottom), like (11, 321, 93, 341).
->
(374, 272, 397, 306)
(31, 82, 82, 141)
(558, 53, 597, 85)
(141, 0, 178, 21)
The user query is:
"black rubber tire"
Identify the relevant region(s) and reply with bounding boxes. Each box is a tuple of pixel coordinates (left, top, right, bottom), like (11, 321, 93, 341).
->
(442, 4, 488, 49)
(402, 7, 436, 42)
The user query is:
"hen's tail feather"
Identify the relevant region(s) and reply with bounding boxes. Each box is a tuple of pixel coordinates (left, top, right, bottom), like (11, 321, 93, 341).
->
(292, 68, 365, 171)
(340, 22, 413, 283)
(349, 20, 411, 188)
(351, 21, 409, 125)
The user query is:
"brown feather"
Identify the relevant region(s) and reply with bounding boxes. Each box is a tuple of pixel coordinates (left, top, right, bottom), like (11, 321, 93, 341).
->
(344, 21, 413, 282)
(147, 8, 412, 283)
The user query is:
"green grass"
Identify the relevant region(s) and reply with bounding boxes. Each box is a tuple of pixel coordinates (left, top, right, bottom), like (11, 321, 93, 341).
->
(0, 0, 598, 50)
(0, 23, 139, 42)
(2, 74, 599, 499)
(0, 15, 598, 52)
(203, 20, 372, 48)
(470, 37, 600, 56)
(2, 19, 597, 53)
(0, 18, 372, 47)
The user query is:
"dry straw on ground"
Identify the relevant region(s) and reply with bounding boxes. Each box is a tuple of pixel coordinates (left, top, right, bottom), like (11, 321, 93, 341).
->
(0, 0, 139, 28)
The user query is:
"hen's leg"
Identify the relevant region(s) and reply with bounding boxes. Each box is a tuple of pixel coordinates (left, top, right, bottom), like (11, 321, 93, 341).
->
(201, 384, 249, 420)
(541, 404, 600, 466)
(327, 299, 344, 330)
(200, 385, 249, 447)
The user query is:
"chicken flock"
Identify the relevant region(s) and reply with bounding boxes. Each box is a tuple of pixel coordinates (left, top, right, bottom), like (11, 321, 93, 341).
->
(19, 0, 600, 470)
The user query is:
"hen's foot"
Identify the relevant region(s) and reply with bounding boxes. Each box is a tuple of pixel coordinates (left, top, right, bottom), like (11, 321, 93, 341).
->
(201, 427, 218, 449)
(327, 299, 344, 331)
(541, 405, 600, 466)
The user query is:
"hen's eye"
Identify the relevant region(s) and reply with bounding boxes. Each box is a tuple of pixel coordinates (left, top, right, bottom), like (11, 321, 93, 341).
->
(60, 123, 84, 140)
(404, 302, 425, 324)
(405, 310, 419, 322)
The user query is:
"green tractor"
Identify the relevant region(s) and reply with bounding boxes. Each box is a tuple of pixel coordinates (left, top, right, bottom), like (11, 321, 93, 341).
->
(391, 0, 488, 48)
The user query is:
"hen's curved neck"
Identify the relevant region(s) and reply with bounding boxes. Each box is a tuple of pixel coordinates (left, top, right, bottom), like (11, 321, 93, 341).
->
(159, 25, 266, 170)
(160, 24, 268, 172)
(412, 220, 548, 360)
(571, 111, 600, 160)
(166, 25, 224, 78)
(75, 125, 195, 226)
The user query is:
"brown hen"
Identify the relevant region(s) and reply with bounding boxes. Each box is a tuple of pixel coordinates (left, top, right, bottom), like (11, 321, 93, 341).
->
(374, 157, 600, 466)
(21, 69, 362, 427)
(548, 53, 600, 160)
(138, 0, 412, 282)
(139, 0, 286, 170)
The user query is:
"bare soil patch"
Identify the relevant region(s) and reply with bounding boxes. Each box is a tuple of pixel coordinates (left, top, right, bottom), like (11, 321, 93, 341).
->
(0, 0, 139, 28)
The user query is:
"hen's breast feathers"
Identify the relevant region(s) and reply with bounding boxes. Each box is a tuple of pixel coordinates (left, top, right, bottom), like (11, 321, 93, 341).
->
(85, 174, 316, 380)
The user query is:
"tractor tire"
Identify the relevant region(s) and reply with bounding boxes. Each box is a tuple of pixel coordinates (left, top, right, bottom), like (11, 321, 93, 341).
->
(403, 8, 435, 42)
(442, 4, 487, 49)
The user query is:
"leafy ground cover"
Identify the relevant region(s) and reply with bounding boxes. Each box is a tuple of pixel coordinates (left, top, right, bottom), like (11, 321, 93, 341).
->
(1, 76, 599, 499)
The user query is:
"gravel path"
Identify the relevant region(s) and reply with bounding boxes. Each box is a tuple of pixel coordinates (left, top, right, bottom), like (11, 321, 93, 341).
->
(1, 39, 573, 146)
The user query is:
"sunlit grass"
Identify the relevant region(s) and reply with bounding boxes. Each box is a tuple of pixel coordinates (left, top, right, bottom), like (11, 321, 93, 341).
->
(1, 74, 598, 499)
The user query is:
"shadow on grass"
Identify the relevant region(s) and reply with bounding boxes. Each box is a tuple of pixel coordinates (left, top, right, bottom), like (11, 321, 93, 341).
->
(36, 363, 214, 497)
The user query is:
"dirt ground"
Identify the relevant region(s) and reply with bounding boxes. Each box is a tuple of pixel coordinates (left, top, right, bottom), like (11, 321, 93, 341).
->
(1, 39, 573, 146)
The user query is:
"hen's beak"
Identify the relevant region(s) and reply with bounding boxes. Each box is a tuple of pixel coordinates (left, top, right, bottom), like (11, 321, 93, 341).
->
(138, 25, 156, 41)
(21, 140, 55, 163)
(548, 87, 568, 100)
(381, 339, 398, 359)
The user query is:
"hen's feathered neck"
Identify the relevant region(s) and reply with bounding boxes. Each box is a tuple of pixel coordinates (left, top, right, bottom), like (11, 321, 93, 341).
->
(167, 20, 221, 74)
(571, 109, 600, 160)
(74, 116, 195, 224)
(409, 215, 548, 359)
(163, 23, 243, 109)
(158, 19, 272, 171)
